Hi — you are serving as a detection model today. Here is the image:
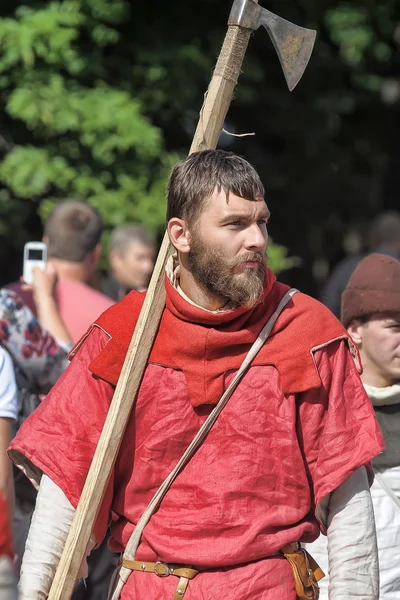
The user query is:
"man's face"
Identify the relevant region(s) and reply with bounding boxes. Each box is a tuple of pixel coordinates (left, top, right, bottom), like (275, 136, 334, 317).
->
(353, 312, 400, 387)
(187, 189, 269, 308)
(111, 241, 155, 291)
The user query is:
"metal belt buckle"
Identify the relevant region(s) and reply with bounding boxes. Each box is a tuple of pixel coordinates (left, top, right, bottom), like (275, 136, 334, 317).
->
(154, 561, 170, 577)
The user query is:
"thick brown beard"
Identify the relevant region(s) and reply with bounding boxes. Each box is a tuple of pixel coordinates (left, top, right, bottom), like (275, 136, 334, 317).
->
(188, 232, 267, 308)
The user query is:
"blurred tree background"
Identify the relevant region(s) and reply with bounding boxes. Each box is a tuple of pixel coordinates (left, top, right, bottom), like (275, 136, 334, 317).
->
(0, 0, 399, 291)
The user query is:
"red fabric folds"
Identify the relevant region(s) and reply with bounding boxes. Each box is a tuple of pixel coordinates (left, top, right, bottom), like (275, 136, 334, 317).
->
(88, 268, 350, 407)
(9, 274, 385, 599)
(10, 336, 383, 590)
(10, 329, 115, 544)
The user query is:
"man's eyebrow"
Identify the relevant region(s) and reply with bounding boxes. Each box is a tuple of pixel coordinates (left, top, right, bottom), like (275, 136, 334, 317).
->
(219, 209, 270, 224)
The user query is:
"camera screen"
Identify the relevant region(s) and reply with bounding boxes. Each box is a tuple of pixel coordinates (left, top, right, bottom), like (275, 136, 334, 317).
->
(28, 249, 44, 260)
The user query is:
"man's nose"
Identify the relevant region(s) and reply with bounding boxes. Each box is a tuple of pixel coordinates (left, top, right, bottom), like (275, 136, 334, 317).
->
(244, 224, 268, 251)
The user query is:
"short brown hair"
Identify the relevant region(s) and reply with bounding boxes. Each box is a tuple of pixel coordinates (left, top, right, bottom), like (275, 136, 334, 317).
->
(166, 150, 265, 223)
(44, 200, 104, 262)
(110, 224, 155, 256)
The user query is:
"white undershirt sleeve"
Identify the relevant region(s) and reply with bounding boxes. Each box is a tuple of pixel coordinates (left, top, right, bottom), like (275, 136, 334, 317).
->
(0, 348, 18, 421)
(21, 468, 378, 599)
(19, 475, 95, 600)
(326, 466, 379, 600)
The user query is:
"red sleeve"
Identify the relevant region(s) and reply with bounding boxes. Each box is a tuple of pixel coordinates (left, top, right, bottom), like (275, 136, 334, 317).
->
(9, 326, 114, 544)
(296, 339, 384, 514)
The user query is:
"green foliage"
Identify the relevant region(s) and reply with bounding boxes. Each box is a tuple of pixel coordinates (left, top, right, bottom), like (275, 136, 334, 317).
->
(326, 6, 373, 67)
(268, 240, 302, 275)
(0, 0, 399, 290)
(0, 0, 173, 240)
(326, 3, 393, 69)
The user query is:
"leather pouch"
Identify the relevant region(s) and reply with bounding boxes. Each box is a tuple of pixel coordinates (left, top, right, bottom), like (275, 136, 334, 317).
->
(281, 548, 324, 600)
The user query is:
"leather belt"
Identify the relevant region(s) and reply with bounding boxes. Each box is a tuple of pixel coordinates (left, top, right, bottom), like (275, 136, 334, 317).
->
(280, 542, 324, 582)
(122, 543, 324, 600)
(122, 559, 199, 600)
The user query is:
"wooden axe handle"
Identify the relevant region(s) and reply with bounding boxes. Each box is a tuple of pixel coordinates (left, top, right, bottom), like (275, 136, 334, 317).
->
(48, 16, 257, 600)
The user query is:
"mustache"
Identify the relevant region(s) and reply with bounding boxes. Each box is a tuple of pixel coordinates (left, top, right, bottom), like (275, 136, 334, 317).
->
(230, 251, 267, 268)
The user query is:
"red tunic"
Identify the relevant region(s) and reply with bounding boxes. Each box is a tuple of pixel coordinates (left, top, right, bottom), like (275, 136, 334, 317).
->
(9, 271, 384, 599)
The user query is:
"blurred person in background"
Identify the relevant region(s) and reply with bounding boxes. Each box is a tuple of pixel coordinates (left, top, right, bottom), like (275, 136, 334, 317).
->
(4, 265, 116, 599)
(321, 211, 400, 317)
(102, 224, 156, 300)
(307, 253, 400, 599)
(8, 200, 114, 344)
(7, 202, 116, 598)
(1, 265, 73, 574)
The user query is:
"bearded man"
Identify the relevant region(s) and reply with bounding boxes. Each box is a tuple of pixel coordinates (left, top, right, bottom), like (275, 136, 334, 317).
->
(10, 150, 383, 600)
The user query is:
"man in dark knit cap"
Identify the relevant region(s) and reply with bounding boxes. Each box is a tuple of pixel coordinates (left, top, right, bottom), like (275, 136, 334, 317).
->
(308, 253, 400, 599)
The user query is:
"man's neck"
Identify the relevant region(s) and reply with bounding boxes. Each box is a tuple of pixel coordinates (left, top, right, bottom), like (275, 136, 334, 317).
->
(179, 267, 227, 312)
(360, 364, 396, 388)
(48, 259, 89, 284)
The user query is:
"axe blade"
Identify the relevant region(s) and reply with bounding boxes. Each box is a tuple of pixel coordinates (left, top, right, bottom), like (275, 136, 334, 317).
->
(259, 8, 316, 91)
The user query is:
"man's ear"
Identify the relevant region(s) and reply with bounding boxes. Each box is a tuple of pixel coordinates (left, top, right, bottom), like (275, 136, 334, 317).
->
(167, 218, 191, 254)
(347, 320, 364, 346)
(109, 247, 121, 271)
(91, 243, 102, 266)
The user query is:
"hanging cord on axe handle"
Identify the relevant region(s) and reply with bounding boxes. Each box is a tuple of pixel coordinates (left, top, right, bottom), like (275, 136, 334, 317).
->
(216, 24, 256, 138)
(213, 27, 256, 138)
(189, 17, 257, 153)
(199, 90, 255, 142)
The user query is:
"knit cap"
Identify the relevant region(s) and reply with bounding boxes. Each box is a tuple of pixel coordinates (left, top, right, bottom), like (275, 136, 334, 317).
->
(341, 253, 400, 328)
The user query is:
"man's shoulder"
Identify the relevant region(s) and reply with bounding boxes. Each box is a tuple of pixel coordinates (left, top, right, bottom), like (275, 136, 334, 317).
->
(292, 290, 344, 326)
(69, 290, 145, 359)
(55, 279, 115, 343)
(57, 279, 114, 309)
(289, 290, 350, 348)
(94, 289, 146, 334)
(261, 286, 350, 393)
(271, 283, 345, 335)
(69, 290, 146, 384)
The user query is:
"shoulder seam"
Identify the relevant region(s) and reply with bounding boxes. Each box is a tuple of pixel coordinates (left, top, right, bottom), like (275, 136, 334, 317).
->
(68, 324, 112, 361)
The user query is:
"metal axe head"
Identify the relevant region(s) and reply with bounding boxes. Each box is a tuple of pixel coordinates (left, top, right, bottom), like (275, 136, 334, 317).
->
(228, 0, 317, 91)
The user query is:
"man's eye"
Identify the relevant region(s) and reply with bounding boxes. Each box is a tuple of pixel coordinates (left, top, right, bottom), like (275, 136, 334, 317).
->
(258, 220, 268, 226)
